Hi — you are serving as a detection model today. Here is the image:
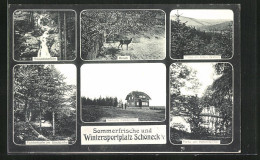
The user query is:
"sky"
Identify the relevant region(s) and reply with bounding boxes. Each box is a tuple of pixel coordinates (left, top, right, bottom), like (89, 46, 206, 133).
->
(170, 9, 233, 20)
(53, 64, 76, 85)
(81, 63, 166, 106)
(179, 63, 221, 98)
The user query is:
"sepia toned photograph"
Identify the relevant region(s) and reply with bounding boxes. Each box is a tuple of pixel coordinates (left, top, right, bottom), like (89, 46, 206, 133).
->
(170, 9, 233, 59)
(13, 10, 76, 61)
(81, 63, 166, 122)
(169, 63, 233, 144)
(80, 10, 165, 60)
(13, 64, 76, 145)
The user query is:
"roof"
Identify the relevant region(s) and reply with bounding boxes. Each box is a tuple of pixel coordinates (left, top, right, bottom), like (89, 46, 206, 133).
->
(125, 91, 151, 100)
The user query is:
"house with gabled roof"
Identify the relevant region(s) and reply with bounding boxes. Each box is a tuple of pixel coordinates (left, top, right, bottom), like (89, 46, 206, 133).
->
(125, 91, 151, 107)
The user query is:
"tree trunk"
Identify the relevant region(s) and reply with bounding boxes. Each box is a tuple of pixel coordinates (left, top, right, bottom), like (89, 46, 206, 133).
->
(31, 12, 34, 29)
(64, 12, 67, 60)
(39, 102, 42, 133)
(24, 99, 28, 122)
(52, 111, 55, 136)
(58, 12, 63, 60)
(29, 12, 34, 29)
(27, 109, 32, 122)
(24, 100, 32, 122)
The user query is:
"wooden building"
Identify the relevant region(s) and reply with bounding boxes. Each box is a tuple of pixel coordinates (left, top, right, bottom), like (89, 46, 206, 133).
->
(125, 91, 151, 107)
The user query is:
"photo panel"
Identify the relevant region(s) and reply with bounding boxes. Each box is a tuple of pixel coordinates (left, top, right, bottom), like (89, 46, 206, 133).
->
(80, 10, 166, 61)
(170, 9, 234, 60)
(13, 10, 76, 61)
(13, 64, 77, 145)
(81, 63, 166, 122)
(7, 4, 242, 154)
(169, 62, 233, 145)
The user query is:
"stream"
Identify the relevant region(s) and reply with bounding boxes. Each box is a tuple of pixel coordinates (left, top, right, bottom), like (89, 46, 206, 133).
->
(37, 15, 51, 58)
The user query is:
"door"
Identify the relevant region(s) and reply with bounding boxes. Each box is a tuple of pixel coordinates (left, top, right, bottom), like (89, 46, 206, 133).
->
(138, 99, 142, 107)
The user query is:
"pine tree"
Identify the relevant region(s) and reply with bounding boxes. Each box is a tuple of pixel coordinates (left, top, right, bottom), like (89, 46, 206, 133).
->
(171, 11, 192, 59)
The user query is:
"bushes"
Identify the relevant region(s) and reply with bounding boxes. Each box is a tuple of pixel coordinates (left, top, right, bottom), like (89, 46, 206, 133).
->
(13, 11, 76, 60)
(149, 106, 165, 110)
(56, 111, 76, 136)
(190, 126, 210, 139)
(82, 105, 105, 122)
(171, 20, 232, 59)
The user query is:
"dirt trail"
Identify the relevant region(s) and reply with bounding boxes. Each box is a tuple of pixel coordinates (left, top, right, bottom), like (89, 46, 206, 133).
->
(28, 122, 50, 141)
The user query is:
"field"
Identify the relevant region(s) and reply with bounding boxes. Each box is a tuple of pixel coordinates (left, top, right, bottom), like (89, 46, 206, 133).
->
(96, 26, 165, 60)
(82, 105, 165, 122)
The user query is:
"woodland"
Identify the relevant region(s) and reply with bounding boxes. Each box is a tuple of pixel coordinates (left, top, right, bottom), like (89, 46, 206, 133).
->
(81, 10, 165, 60)
(81, 96, 119, 107)
(13, 11, 76, 60)
(171, 13, 233, 59)
(170, 63, 233, 143)
(13, 65, 76, 144)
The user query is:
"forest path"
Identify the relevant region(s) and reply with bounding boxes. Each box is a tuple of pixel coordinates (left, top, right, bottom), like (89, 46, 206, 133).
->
(28, 122, 50, 141)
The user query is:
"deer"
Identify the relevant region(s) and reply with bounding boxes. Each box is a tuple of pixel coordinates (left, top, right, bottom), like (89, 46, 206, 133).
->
(118, 38, 132, 50)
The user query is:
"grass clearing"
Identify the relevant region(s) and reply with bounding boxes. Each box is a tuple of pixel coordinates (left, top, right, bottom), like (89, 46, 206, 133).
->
(95, 26, 165, 60)
(82, 105, 165, 122)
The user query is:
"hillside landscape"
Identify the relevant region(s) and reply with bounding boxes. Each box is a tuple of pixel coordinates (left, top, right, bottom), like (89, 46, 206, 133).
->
(171, 13, 233, 59)
(171, 15, 232, 31)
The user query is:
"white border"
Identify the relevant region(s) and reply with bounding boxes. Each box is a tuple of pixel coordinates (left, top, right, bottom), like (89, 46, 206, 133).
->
(79, 9, 166, 61)
(168, 62, 235, 145)
(169, 9, 235, 60)
(12, 9, 77, 62)
(12, 64, 77, 146)
(80, 63, 167, 123)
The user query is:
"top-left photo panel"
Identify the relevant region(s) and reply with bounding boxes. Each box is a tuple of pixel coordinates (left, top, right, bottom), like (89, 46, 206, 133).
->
(13, 10, 76, 61)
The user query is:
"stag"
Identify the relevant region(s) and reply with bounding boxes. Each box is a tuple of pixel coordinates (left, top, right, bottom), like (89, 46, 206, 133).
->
(118, 38, 132, 50)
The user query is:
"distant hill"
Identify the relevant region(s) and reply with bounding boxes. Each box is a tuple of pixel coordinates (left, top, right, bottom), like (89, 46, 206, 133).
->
(197, 21, 233, 31)
(171, 15, 232, 31)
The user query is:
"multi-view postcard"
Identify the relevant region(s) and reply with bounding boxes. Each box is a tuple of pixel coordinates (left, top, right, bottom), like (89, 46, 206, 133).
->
(80, 10, 166, 60)
(8, 4, 242, 154)
(13, 64, 77, 145)
(169, 63, 233, 144)
(81, 63, 166, 122)
(170, 9, 233, 59)
(13, 10, 76, 61)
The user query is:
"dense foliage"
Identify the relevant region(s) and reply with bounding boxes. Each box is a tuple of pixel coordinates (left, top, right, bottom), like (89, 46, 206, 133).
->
(13, 65, 76, 143)
(81, 10, 165, 59)
(202, 63, 233, 135)
(82, 96, 118, 107)
(171, 14, 232, 59)
(14, 11, 76, 60)
(170, 63, 232, 139)
(170, 63, 204, 135)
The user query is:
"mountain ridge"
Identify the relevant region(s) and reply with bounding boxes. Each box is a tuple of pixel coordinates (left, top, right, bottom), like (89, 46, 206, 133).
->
(171, 15, 232, 30)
